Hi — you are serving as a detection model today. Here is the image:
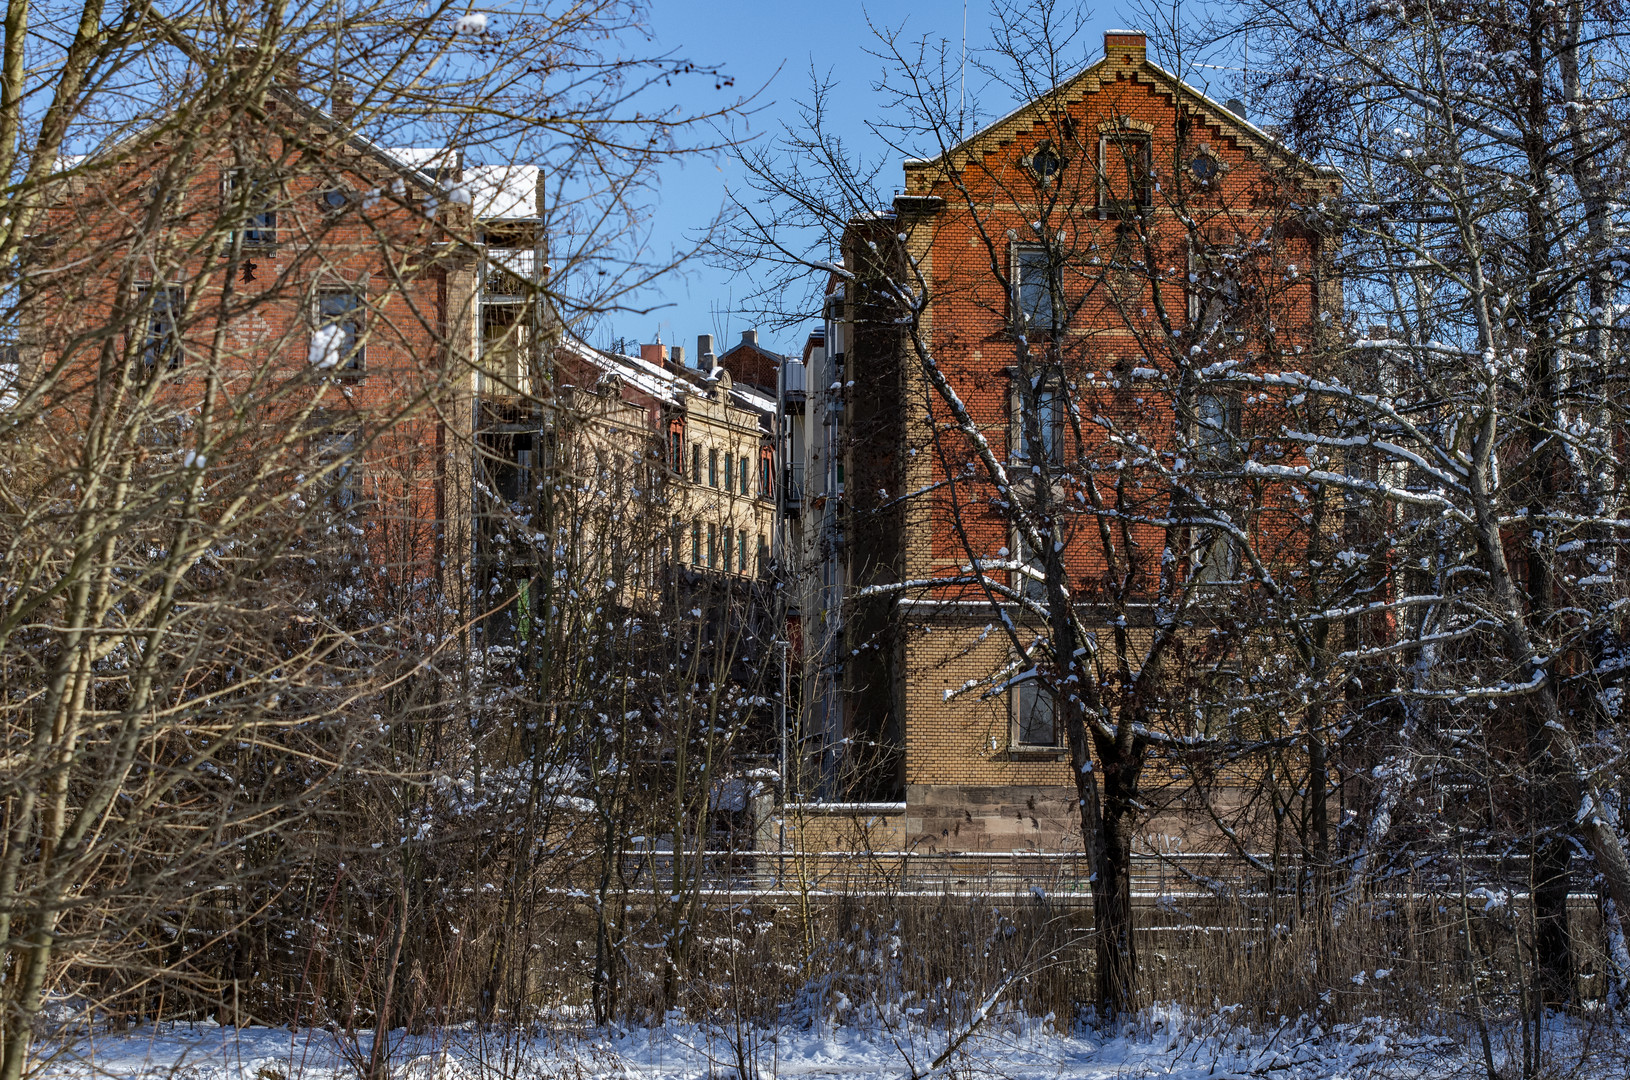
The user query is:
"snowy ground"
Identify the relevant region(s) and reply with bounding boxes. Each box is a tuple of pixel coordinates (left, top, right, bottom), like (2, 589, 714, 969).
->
(32, 1007, 1630, 1079)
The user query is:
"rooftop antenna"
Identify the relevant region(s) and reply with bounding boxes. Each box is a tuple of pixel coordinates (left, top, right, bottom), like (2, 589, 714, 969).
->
(960, 0, 968, 137)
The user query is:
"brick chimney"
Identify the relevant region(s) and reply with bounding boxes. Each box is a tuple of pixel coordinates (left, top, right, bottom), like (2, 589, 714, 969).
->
(640, 342, 667, 369)
(1104, 30, 1146, 66)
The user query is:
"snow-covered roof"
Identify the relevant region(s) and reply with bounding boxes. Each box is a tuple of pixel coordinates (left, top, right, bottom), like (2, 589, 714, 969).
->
(729, 384, 776, 415)
(559, 336, 686, 406)
(463, 164, 538, 220)
(385, 146, 458, 172)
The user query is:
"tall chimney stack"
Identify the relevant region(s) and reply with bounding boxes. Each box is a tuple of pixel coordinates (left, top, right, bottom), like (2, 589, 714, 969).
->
(697, 333, 716, 371)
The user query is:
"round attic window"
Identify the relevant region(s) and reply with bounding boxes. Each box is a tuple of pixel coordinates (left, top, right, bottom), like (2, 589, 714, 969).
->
(1189, 153, 1218, 182)
(320, 189, 349, 210)
(1030, 143, 1063, 183)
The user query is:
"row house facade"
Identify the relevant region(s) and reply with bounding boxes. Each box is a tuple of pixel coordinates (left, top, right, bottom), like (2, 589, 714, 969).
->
(779, 31, 1342, 856)
(28, 84, 783, 663)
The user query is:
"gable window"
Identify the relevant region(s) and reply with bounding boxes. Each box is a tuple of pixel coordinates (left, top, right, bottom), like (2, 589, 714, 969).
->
(1014, 245, 1059, 331)
(1013, 678, 1059, 747)
(1013, 376, 1063, 463)
(226, 168, 277, 246)
(1097, 133, 1152, 213)
(313, 288, 364, 372)
(138, 285, 185, 369)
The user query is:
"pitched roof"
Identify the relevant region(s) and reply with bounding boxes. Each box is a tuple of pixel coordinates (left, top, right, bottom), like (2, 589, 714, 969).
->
(902, 33, 1336, 179)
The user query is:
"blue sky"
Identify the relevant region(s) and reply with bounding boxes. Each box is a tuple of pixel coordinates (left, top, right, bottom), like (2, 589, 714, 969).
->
(617, 1, 1109, 359)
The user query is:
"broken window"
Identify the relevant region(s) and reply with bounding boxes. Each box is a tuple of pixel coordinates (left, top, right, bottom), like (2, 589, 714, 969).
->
(137, 284, 184, 369)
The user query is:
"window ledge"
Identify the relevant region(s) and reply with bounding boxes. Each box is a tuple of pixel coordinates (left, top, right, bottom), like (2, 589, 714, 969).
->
(1001, 747, 1069, 761)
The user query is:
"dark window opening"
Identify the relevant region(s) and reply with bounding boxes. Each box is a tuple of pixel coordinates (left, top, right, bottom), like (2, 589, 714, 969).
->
(138, 285, 184, 369)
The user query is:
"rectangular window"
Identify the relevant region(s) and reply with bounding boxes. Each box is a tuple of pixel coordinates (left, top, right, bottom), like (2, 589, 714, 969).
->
(314, 289, 364, 371)
(227, 168, 277, 246)
(1014, 245, 1056, 330)
(670, 428, 684, 472)
(709, 448, 719, 488)
(1098, 134, 1153, 212)
(693, 520, 702, 564)
(738, 530, 748, 573)
(314, 426, 362, 512)
(1014, 530, 1048, 602)
(740, 455, 750, 496)
(1194, 392, 1240, 461)
(693, 443, 703, 484)
(1014, 377, 1063, 463)
(725, 453, 735, 493)
(758, 534, 769, 575)
(138, 285, 184, 369)
(707, 524, 717, 568)
(760, 456, 773, 497)
(1014, 679, 1058, 747)
(1189, 246, 1244, 333)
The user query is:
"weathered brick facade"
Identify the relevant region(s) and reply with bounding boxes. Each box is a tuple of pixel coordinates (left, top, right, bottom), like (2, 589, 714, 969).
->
(794, 31, 1341, 857)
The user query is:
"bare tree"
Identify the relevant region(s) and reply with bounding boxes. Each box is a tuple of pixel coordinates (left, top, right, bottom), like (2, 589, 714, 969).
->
(719, 1, 1343, 1014)
(0, 2, 748, 1073)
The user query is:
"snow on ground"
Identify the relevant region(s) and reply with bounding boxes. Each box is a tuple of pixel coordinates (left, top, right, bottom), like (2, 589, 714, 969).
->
(33, 1006, 1630, 1079)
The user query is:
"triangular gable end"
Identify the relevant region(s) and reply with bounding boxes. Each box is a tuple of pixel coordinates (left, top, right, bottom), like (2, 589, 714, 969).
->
(901, 30, 1334, 190)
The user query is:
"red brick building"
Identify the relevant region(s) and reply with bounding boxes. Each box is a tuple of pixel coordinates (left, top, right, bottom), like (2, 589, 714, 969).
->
(788, 31, 1341, 855)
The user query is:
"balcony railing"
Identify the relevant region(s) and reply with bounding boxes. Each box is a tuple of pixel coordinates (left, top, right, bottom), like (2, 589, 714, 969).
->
(783, 464, 805, 506)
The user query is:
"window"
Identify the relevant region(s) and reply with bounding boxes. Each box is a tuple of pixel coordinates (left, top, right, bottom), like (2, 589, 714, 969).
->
(724, 453, 735, 493)
(1194, 391, 1240, 461)
(740, 455, 750, 496)
(758, 534, 769, 576)
(226, 168, 277, 246)
(693, 520, 702, 564)
(709, 448, 719, 488)
(1189, 245, 1244, 334)
(313, 289, 364, 372)
(138, 285, 184, 369)
(318, 188, 350, 213)
(314, 426, 362, 512)
(707, 523, 717, 568)
(759, 454, 773, 497)
(1014, 530, 1048, 602)
(669, 425, 684, 473)
(1194, 529, 1239, 585)
(1014, 245, 1058, 330)
(1097, 133, 1152, 212)
(1014, 679, 1059, 747)
(1028, 140, 1063, 185)
(1014, 377, 1063, 463)
(738, 530, 748, 573)
(693, 443, 703, 484)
